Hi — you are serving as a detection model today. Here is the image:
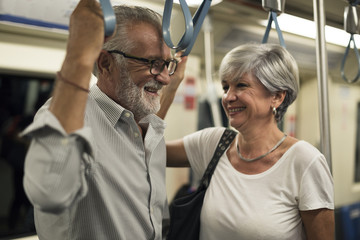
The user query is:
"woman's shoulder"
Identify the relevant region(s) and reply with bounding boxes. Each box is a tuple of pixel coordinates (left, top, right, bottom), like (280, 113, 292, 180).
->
(284, 138, 326, 168)
(287, 138, 322, 156)
(183, 127, 230, 174)
(185, 127, 227, 140)
(183, 127, 229, 151)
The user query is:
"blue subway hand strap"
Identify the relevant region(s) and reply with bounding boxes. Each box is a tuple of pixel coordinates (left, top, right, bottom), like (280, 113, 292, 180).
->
(162, 0, 194, 51)
(182, 0, 212, 56)
(162, 0, 212, 56)
(341, 34, 360, 83)
(99, 0, 116, 37)
(262, 11, 286, 48)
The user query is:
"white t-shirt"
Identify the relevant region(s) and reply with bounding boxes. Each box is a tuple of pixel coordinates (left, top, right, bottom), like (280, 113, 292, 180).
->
(183, 127, 334, 240)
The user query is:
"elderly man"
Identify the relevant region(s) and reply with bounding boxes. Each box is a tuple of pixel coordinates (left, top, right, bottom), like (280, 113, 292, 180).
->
(22, 0, 187, 239)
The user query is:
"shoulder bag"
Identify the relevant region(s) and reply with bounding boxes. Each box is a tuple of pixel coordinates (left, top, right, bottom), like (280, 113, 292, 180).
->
(166, 128, 236, 240)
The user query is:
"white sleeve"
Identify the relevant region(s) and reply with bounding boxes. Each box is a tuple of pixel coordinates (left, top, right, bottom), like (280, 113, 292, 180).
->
(22, 102, 93, 214)
(183, 127, 226, 179)
(298, 154, 334, 211)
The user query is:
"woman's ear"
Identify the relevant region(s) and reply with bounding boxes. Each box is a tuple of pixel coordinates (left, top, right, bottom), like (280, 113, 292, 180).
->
(272, 91, 286, 108)
(97, 50, 113, 76)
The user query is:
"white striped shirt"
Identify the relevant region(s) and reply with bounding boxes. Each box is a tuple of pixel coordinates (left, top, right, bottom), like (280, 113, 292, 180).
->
(23, 85, 168, 240)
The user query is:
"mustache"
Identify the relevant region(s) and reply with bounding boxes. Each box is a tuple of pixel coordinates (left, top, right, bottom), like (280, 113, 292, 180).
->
(144, 80, 163, 90)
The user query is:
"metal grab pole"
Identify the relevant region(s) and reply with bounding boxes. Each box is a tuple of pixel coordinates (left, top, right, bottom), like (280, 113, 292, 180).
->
(203, 16, 222, 127)
(313, 0, 332, 173)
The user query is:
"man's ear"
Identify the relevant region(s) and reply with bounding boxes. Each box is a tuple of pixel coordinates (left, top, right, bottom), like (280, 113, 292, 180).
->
(97, 50, 113, 76)
(272, 91, 286, 108)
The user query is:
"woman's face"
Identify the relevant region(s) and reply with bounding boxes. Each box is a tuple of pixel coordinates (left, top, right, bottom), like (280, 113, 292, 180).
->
(221, 72, 273, 131)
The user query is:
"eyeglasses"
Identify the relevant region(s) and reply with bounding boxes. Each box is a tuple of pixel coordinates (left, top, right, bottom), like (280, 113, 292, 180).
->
(108, 50, 178, 76)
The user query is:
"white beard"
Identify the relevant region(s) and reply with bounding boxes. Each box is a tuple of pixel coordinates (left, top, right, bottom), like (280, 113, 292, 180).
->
(115, 72, 162, 121)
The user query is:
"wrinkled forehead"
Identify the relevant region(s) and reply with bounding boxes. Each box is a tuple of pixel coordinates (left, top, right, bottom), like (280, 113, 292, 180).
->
(130, 22, 161, 42)
(128, 22, 164, 56)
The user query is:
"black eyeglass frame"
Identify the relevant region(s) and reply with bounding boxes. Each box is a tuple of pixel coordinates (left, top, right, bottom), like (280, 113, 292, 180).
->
(108, 50, 178, 76)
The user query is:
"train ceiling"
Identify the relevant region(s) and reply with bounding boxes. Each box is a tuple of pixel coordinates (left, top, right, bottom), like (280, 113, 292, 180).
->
(0, 0, 354, 81)
(153, 0, 354, 81)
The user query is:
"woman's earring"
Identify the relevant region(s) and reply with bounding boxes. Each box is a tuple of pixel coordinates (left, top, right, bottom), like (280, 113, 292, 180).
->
(272, 107, 277, 116)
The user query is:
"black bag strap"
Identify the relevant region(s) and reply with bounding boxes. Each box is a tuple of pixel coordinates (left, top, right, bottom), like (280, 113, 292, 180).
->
(198, 128, 237, 190)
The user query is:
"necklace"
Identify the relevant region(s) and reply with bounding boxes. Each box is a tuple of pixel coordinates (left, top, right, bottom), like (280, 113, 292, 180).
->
(236, 134, 287, 162)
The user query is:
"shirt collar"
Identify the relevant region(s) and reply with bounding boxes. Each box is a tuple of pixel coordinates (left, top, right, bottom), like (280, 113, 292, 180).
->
(89, 84, 126, 127)
(139, 114, 166, 131)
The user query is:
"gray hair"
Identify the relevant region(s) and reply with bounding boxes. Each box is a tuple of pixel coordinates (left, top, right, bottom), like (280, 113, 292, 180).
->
(94, 5, 162, 76)
(219, 43, 299, 122)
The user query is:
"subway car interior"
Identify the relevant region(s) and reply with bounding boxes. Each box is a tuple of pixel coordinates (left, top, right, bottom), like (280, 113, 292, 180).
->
(0, 0, 360, 239)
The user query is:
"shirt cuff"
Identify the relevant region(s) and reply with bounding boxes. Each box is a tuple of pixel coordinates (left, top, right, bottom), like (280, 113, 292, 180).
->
(21, 109, 95, 157)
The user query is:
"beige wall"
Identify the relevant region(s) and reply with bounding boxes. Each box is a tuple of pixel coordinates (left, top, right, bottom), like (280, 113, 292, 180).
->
(0, 24, 66, 76)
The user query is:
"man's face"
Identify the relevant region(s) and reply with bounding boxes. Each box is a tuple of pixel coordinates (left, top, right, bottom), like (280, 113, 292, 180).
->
(113, 23, 172, 121)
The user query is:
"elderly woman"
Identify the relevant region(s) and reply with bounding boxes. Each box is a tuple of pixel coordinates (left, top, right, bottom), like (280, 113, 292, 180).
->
(165, 43, 334, 240)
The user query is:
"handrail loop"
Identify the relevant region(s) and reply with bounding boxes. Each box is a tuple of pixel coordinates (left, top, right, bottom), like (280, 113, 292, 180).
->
(99, 0, 116, 37)
(162, 0, 212, 56)
(341, 4, 360, 83)
(341, 34, 360, 83)
(182, 0, 212, 56)
(262, 11, 286, 47)
(162, 0, 194, 52)
(261, 0, 286, 47)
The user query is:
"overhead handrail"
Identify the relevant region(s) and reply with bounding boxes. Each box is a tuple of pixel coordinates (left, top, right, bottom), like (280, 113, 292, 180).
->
(99, 0, 116, 37)
(261, 0, 286, 47)
(341, 4, 360, 83)
(162, 0, 212, 56)
(182, 0, 212, 56)
(162, 0, 194, 51)
(262, 11, 286, 47)
(203, 15, 222, 128)
(341, 34, 360, 83)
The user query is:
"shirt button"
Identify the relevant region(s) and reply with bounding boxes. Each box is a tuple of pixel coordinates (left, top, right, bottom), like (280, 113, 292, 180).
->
(124, 112, 131, 118)
(134, 132, 139, 138)
(61, 138, 69, 145)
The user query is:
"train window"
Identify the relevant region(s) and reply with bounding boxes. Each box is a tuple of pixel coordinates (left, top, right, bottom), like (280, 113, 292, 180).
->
(0, 74, 53, 238)
(355, 102, 360, 183)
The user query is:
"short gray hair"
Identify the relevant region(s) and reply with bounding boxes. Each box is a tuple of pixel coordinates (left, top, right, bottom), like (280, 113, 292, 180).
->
(219, 43, 299, 122)
(94, 5, 162, 76)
